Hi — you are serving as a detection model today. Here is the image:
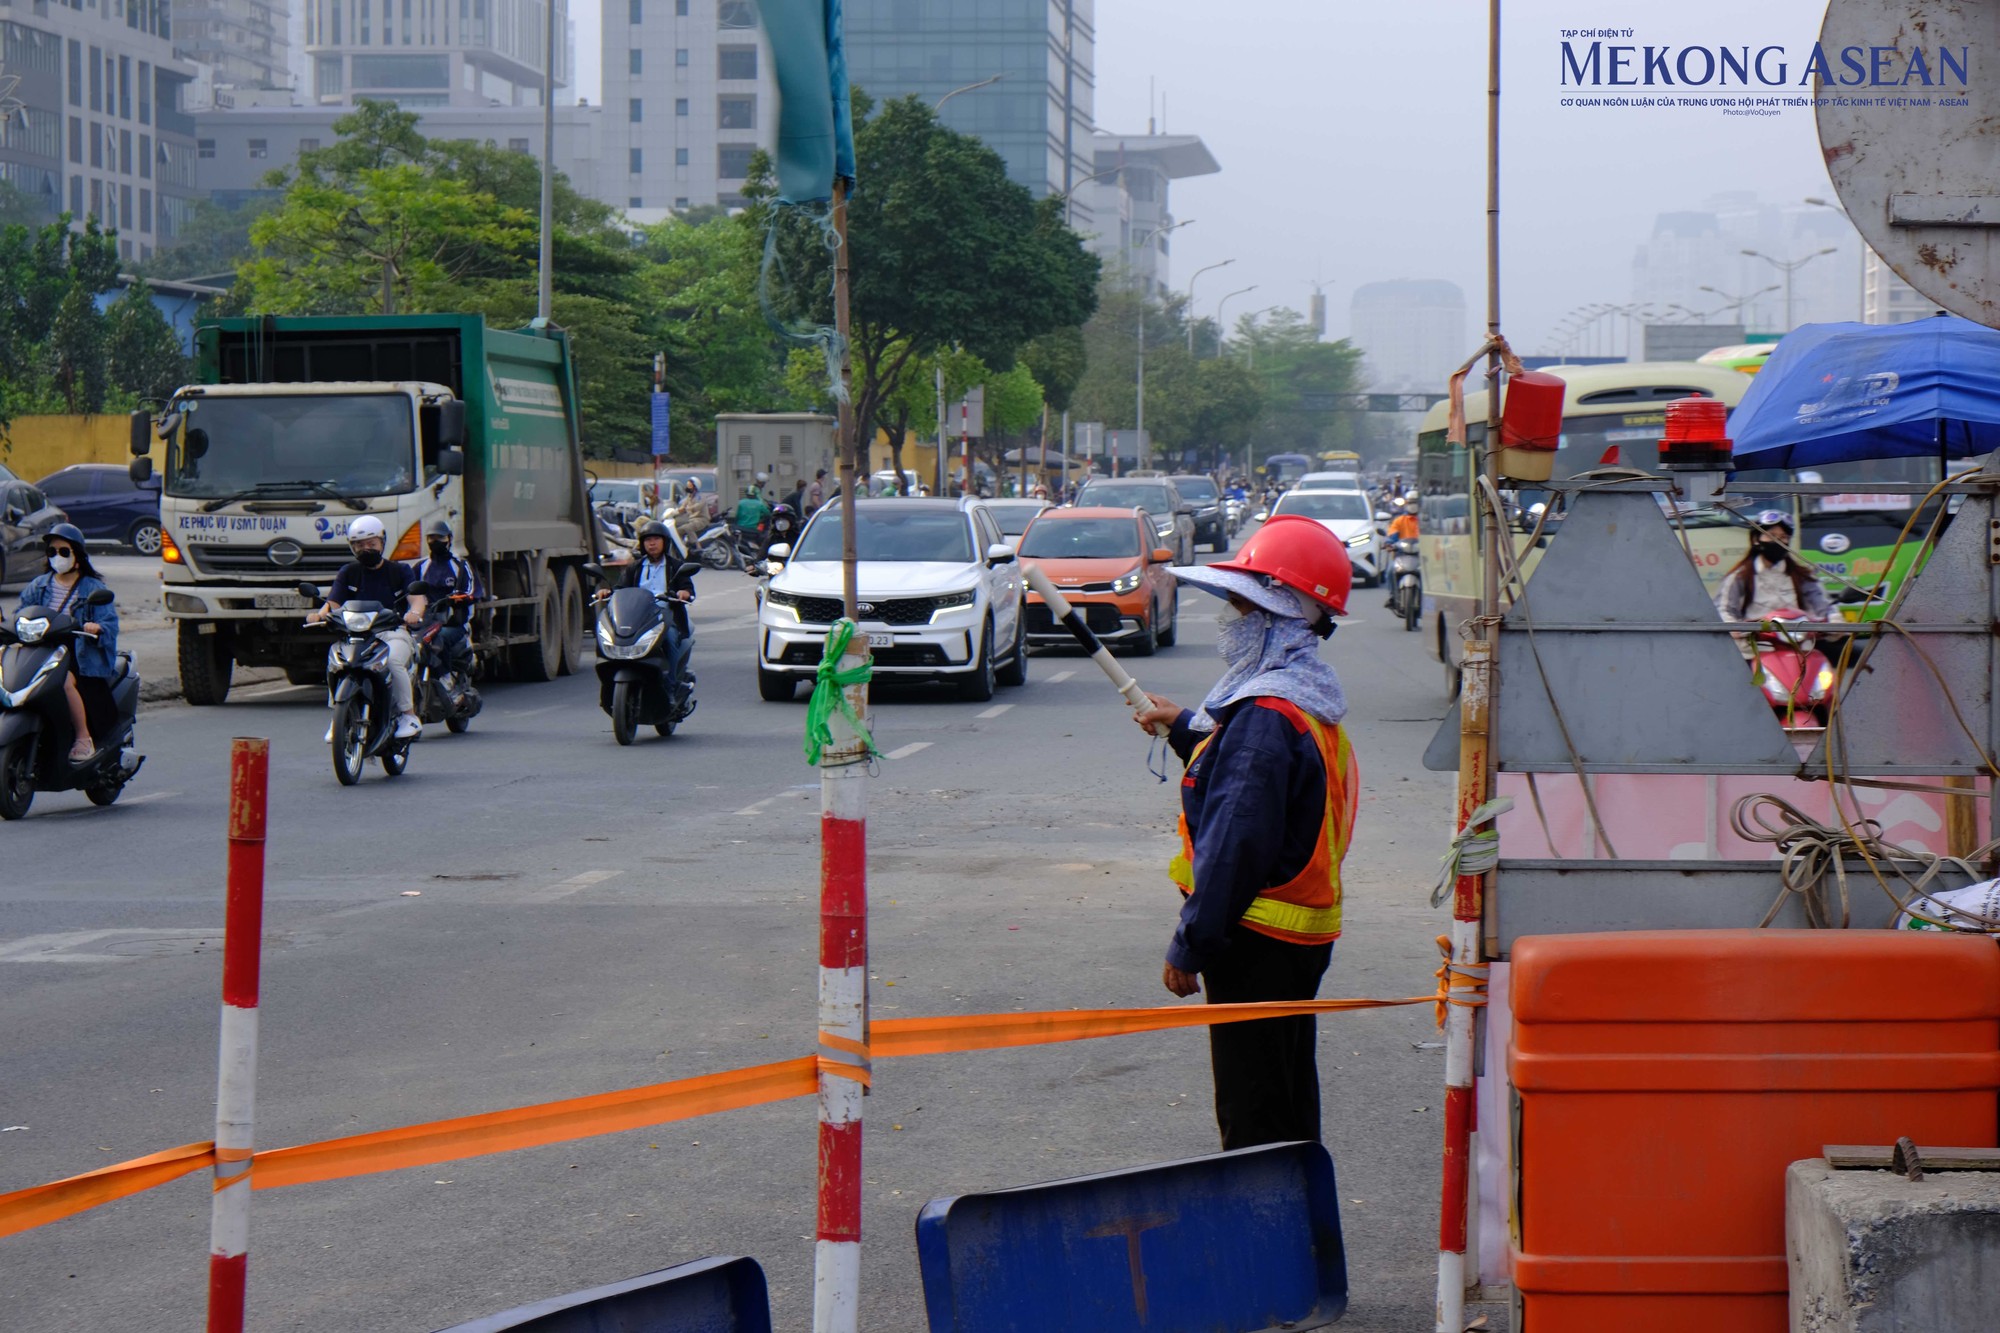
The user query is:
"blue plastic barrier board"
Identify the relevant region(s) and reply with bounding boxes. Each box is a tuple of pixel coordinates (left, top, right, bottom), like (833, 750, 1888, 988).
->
(915, 1141, 1347, 1332)
(431, 1254, 771, 1333)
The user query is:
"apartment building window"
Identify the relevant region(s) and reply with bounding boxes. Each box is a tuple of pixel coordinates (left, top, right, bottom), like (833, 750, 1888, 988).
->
(629, 147, 642, 174)
(89, 177, 100, 218)
(718, 0, 755, 27)
(628, 98, 642, 122)
(628, 0, 641, 22)
(674, 147, 688, 165)
(118, 56, 130, 119)
(67, 39, 81, 107)
(317, 56, 343, 95)
(299, 138, 320, 152)
(139, 187, 151, 233)
(629, 196, 642, 209)
(89, 122, 101, 167)
(675, 0, 687, 12)
(629, 48, 641, 76)
(674, 195, 689, 208)
(718, 45, 756, 79)
(675, 97, 688, 115)
(138, 61, 150, 124)
(120, 129, 131, 174)
(508, 137, 530, 152)
(674, 47, 687, 67)
(718, 94, 754, 129)
(248, 138, 267, 159)
(69, 116, 82, 163)
(69, 175, 81, 215)
(88, 45, 101, 111)
(139, 133, 150, 177)
(120, 185, 132, 227)
(717, 144, 753, 178)
(197, 137, 215, 158)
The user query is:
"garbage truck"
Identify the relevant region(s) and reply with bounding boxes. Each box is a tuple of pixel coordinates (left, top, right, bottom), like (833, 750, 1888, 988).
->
(129, 314, 601, 704)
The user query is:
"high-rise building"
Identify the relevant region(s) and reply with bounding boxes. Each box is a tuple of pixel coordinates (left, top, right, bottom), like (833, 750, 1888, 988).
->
(300, 0, 568, 108)
(1630, 193, 1861, 331)
(1350, 280, 1466, 393)
(1074, 131, 1217, 296)
(599, 0, 775, 213)
(176, 0, 292, 96)
(1863, 251, 1943, 325)
(0, 6, 200, 259)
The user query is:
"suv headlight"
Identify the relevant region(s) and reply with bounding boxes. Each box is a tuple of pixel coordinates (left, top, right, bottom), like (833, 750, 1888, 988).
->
(765, 589, 800, 608)
(931, 589, 976, 611)
(1344, 532, 1373, 549)
(1111, 568, 1143, 594)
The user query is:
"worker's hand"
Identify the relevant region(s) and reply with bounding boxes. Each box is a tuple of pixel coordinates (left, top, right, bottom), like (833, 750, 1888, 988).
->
(674, 589, 692, 602)
(403, 608, 424, 626)
(1132, 691, 1181, 734)
(1162, 962, 1202, 998)
(82, 622, 102, 636)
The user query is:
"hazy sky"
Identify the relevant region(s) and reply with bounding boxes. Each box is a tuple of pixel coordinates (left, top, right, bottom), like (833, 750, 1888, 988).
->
(572, 0, 1855, 351)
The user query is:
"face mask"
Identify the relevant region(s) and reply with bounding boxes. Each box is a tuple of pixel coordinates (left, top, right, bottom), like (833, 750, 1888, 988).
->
(428, 542, 450, 560)
(1215, 599, 1247, 627)
(48, 552, 74, 574)
(1755, 542, 1786, 563)
(1217, 607, 1271, 668)
(354, 548, 384, 569)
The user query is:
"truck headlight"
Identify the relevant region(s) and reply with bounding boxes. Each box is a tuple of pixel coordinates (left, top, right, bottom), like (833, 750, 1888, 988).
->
(1111, 569, 1143, 594)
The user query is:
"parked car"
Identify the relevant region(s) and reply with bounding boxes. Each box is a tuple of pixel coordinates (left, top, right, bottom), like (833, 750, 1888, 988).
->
(659, 467, 722, 520)
(588, 478, 655, 533)
(756, 498, 1026, 702)
(1071, 478, 1197, 565)
(0, 466, 68, 586)
(1167, 475, 1229, 553)
(35, 463, 163, 555)
(980, 499, 1049, 550)
(1018, 506, 1178, 655)
(1268, 486, 1382, 586)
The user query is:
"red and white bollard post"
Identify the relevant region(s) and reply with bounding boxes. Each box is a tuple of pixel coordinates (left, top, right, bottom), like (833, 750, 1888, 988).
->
(812, 632, 870, 1333)
(208, 737, 268, 1333)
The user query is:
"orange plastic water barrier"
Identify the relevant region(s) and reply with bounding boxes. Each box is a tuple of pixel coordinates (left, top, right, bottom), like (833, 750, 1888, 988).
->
(1510, 930, 2000, 1333)
(0, 991, 1442, 1241)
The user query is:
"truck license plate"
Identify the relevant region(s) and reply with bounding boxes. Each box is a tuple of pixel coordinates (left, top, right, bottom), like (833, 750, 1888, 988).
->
(254, 594, 313, 610)
(866, 633, 894, 648)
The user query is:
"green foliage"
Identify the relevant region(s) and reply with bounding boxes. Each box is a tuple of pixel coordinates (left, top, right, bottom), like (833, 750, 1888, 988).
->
(45, 285, 106, 413)
(136, 197, 272, 284)
(0, 214, 151, 418)
(104, 285, 191, 404)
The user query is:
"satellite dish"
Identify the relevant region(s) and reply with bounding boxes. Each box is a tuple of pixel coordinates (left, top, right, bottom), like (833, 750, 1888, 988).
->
(1818, 0, 1999, 325)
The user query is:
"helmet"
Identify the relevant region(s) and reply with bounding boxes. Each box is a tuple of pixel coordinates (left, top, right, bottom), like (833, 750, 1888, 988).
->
(44, 522, 88, 550)
(348, 515, 387, 545)
(1209, 514, 1353, 616)
(636, 520, 670, 547)
(1754, 509, 1795, 536)
(425, 519, 452, 542)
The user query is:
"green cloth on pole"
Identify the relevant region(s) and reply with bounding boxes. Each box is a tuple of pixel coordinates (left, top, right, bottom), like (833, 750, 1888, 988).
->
(804, 618, 878, 765)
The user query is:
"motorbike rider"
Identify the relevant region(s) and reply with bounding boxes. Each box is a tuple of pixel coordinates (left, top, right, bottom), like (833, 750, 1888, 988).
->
(1715, 511, 1832, 655)
(308, 514, 427, 739)
(601, 520, 695, 635)
(1383, 502, 1421, 607)
(407, 519, 482, 678)
(673, 478, 708, 546)
(733, 484, 772, 554)
(17, 524, 119, 762)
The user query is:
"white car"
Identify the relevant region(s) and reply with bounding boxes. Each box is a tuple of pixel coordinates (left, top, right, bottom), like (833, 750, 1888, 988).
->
(1268, 487, 1382, 587)
(1292, 470, 1363, 492)
(756, 498, 1027, 702)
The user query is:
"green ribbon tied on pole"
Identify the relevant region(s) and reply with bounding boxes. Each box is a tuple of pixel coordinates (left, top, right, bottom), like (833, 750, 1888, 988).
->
(1430, 797, 1515, 909)
(804, 618, 879, 766)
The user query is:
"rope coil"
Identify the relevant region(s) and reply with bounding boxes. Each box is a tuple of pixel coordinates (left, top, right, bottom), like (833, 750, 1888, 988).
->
(802, 619, 878, 766)
(1430, 797, 1513, 908)
(1432, 935, 1490, 1027)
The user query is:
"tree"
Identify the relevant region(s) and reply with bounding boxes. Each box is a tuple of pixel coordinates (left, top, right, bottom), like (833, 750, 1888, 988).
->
(1240, 309, 1367, 464)
(0, 215, 125, 415)
(759, 93, 1099, 471)
(104, 286, 190, 404)
(44, 285, 106, 412)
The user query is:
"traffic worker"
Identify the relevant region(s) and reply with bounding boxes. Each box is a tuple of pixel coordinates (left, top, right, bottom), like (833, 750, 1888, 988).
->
(1133, 515, 1357, 1150)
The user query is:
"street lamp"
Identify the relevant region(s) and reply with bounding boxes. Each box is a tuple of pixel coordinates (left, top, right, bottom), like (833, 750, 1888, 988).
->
(1742, 247, 1839, 331)
(1135, 218, 1194, 471)
(935, 74, 1004, 112)
(1057, 163, 1123, 228)
(1699, 282, 1781, 329)
(1240, 304, 1280, 367)
(1187, 259, 1234, 355)
(1215, 284, 1258, 352)
(1804, 195, 1867, 321)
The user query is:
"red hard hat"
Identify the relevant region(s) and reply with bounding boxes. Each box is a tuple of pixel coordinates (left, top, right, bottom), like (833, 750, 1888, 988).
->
(1211, 514, 1353, 616)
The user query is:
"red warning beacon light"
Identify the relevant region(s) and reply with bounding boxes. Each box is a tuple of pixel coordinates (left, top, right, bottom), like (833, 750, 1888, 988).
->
(1658, 396, 1733, 471)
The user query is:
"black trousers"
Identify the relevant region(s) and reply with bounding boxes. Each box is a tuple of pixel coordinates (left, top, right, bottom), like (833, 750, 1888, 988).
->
(1202, 926, 1334, 1151)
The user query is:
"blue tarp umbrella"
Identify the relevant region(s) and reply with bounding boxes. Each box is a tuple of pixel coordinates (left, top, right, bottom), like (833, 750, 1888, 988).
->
(1728, 316, 2000, 470)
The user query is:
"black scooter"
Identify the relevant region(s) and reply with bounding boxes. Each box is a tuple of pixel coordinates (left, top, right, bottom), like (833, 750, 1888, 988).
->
(591, 563, 698, 745)
(0, 588, 144, 819)
(301, 579, 426, 785)
(413, 591, 483, 735)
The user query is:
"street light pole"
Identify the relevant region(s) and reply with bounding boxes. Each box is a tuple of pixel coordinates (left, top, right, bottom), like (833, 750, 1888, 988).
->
(1698, 282, 1781, 329)
(536, 0, 557, 322)
(1135, 218, 1193, 472)
(1742, 247, 1839, 331)
(935, 73, 1004, 112)
(1186, 258, 1234, 355)
(1215, 284, 1258, 358)
(1804, 196, 1866, 321)
(1241, 304, 1279, 368)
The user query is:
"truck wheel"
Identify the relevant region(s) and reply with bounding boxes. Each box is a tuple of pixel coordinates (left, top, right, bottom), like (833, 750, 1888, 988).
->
(513, 576, 563, 682)
(556, 570, 586, 676)
(177, 622, 233, 706)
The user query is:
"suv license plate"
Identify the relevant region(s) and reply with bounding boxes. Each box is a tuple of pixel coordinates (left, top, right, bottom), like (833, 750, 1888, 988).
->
(254, 594, 313, 610)
(866, 633, 894, 648)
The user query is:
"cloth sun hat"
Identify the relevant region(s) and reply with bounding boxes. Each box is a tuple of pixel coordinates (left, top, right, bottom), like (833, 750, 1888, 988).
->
(1170, 564, 1327, 620)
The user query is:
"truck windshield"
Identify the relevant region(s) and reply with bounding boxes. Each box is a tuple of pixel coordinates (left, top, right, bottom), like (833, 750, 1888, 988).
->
(167, 394, 417, 500)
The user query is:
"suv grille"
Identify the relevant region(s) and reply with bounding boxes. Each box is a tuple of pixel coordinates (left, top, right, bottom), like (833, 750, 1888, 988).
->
(792, 594, 949, 625)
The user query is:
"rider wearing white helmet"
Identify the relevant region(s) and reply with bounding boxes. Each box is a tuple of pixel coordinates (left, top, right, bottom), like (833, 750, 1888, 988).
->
(309, 514, 428, 738)
(1714, 509, 1832, 654)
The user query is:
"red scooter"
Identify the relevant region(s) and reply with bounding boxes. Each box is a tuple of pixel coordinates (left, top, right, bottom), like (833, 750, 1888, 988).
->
(1751, 608, 1836, 729)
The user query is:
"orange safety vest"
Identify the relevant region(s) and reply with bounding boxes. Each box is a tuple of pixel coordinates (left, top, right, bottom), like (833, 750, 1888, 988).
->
(1168, 696, 1357, 945)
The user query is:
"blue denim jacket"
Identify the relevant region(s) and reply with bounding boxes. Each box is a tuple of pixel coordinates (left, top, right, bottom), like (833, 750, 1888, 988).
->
(18, 573, 120, 678)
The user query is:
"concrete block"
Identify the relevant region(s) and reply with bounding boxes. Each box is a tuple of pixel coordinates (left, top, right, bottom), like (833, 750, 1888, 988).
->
(1787, 1158, 2000, 1331)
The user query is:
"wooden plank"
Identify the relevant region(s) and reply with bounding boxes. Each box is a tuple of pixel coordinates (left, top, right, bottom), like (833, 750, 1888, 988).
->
(1823, 1145, 2000, 1171)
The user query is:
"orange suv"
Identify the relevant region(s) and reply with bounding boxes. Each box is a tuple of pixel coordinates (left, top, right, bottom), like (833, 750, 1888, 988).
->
(1018, 506, 1179, 655)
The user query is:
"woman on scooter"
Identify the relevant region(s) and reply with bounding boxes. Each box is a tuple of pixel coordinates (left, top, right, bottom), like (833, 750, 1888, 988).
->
(1714, 511, 1831, 653)
(16, 523, 120, 762)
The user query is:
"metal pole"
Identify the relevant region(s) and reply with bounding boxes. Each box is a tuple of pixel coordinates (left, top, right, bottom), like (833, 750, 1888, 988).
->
(1060, 409, 1070, 499)
(207, 737, 268, 1333)
(812, 177, 868, 1333)
(1135, 295, 1146, 473)
(536, 0, 556, 322)
(935, 365, 946, 496)
(960, 399, 970, 496)
(1438, 1, 1501, 1325)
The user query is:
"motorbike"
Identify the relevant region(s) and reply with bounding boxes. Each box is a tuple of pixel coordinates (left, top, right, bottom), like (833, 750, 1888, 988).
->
(696, 520, 765, 572)
(0, 588, 144, 819)
(301, 579, 423, 785)
(412, 591, 483, 735)
(1751, 608, 1837, 729)
(1389, 537, 1423, 632)
(591, 563, 700, 745)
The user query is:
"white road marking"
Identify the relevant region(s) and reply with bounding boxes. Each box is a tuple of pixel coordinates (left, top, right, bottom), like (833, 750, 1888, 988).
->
(517, 869, 623, 904)
(734, 795, 780, 817)
(501, 703, 567, 719)
(1046, 670, 1076, 683)
(884, 742, 932, 760)
(0, 928, 219, 963)
(975, 704, 1014, 719)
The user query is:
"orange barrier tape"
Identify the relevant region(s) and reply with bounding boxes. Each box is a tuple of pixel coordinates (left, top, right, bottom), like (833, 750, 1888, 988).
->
(0, 991, 1458, 1239)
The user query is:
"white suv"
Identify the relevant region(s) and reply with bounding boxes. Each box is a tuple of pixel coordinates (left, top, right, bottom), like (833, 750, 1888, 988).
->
(1268, 487, 1383, 586)
(756, 498, 1027, 702)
